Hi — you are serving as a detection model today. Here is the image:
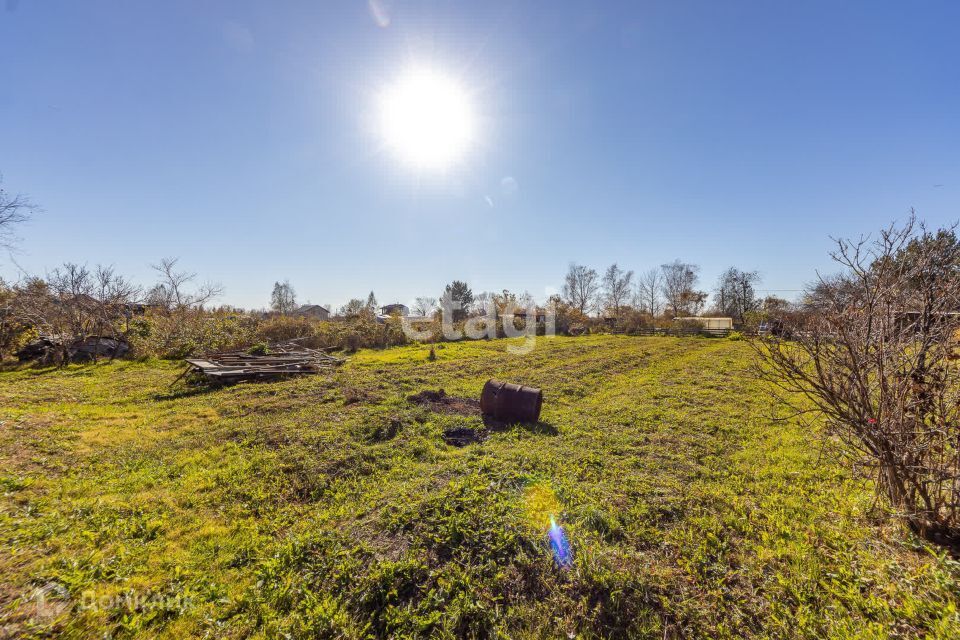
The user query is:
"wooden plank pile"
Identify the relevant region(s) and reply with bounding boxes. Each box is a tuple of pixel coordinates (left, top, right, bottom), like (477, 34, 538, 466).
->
(180, 342, 344, 383)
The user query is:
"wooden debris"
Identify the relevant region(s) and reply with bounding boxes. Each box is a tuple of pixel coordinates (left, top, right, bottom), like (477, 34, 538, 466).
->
(16, 335, 130, 363)
(178, 342, 344, 384)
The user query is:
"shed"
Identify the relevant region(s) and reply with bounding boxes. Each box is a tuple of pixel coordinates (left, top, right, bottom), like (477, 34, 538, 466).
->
(293, 304, 330, 321)
(675, 317, 734, 330)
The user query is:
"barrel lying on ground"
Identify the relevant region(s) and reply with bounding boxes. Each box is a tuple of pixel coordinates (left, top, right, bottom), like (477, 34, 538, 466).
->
(480, 379, 543, 423)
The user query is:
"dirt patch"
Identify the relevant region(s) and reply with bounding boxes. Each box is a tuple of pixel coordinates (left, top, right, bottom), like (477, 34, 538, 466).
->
(442, 426, 487, 447)
(343, 386, 377, 405)
(407, 389, 480, 416)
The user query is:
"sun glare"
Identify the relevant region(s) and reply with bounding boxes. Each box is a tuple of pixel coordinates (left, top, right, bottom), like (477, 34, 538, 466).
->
(378, 67, 475, 170)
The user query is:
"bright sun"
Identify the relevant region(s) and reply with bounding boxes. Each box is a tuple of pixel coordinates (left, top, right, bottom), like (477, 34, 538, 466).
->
(378, 68, 475, 170)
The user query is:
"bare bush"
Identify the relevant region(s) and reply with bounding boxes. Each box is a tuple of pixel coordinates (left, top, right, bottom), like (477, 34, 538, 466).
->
(754, 214, 960, 550)
(13, 263, 139, 362)
(148, 257, 222, 311)
(0, 177, 36, 249)
(257, 315, 316, 344)
(128, 308, 258, 359)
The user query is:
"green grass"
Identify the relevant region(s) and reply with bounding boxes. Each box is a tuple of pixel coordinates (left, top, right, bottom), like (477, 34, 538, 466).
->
(1, 335, 958, 638)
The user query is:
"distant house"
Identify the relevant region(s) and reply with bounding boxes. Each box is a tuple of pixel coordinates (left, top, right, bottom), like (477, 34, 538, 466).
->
(503, 309, 548, 323)
(380, 303, 409, 316)
(61, 293, 100, 312)
(293, 304, 330, 321)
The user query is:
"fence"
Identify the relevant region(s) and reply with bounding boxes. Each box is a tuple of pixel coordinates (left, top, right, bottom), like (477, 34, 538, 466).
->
(610, 326, 732, 338)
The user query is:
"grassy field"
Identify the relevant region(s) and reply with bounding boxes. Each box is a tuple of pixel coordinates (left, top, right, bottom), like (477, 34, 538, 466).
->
(1, 335, 958, 638)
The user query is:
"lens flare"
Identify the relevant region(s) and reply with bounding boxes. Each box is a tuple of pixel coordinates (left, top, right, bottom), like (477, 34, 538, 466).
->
(548, 515, 572, 567)
(523, 483, 572, 567)
(523, 482, 559, 528)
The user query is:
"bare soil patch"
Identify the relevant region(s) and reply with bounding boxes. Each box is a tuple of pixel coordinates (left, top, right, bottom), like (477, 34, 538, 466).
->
(407, 389, 480, 416)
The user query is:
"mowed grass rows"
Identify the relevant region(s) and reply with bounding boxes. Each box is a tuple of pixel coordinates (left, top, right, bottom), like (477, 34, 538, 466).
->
(1, 335, 958, 638)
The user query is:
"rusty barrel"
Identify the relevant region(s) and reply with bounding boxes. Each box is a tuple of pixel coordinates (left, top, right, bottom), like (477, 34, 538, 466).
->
(480, 379, 543, 423)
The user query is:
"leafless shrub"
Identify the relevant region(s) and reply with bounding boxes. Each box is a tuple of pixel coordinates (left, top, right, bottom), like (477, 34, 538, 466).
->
(13, 263, 140, 362)
(754, 213, 960, 551)
(147, 257, 223, 311)
(0, 177, 37, 249)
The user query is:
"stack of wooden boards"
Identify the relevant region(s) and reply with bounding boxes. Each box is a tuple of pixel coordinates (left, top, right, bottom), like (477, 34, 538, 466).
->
(180, 343, 344, 383)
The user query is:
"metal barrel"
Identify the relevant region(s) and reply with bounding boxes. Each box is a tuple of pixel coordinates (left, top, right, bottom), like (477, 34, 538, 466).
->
(480, 379, 543, 423)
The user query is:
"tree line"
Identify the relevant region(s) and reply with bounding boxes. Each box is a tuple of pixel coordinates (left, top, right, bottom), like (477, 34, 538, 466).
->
(560, 260, 779, 324)
(270, 262, 777, 328)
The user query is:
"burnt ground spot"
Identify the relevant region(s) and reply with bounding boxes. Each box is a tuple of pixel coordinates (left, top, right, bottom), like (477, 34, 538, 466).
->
(441, 426, 487, 447)
(406, 389, 481, 416)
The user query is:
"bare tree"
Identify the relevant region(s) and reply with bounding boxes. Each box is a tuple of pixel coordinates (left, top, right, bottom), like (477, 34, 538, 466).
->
(413, 296, 438, 317)
(714, 267, 761, 323)
(635, 268, 662, 316)
(562, 263, 599, 315)
(0, 177, 37, 249)
(149, 258, 222, 310)
(602, 263, 634, 317)
(517, 290, 536, 310)
(472, 292, 492, 316)
(754, 215, 960, 551)
(270, 280, 297, 314)
(660, 260, 703, 316)
(491, 289, 517, 314)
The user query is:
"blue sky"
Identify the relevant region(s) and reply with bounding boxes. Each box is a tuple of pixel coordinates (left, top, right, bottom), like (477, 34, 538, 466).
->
(2, 0, 958, 310)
